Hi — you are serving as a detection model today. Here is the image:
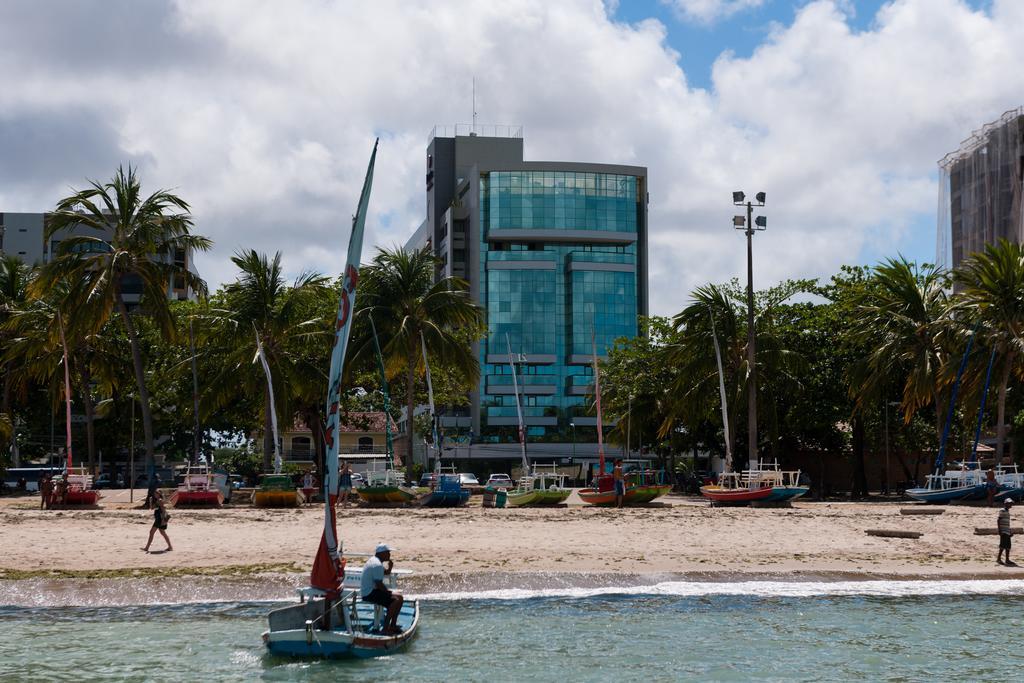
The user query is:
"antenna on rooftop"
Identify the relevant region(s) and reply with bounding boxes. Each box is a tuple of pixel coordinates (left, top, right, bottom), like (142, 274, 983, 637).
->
(472, 77, 477, 134)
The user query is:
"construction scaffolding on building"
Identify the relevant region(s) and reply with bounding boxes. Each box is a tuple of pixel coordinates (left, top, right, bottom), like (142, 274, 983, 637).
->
(937, 107, 1024, 269)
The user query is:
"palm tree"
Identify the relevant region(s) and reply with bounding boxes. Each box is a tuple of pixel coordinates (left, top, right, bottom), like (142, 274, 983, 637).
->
(0, 256, 32, 431)
(4, 285, 122, 473)
(205, 250, 331, 472)
(664, 282, 803, 470)
(953, 239, 1024, 462)
(350, 246, 483, 481)
(852, 257, 952, 445)
(31, 165, 211, 475)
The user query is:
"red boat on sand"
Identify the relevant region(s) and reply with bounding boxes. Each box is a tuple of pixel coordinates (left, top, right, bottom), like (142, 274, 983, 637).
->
(700, 472, 772, 505)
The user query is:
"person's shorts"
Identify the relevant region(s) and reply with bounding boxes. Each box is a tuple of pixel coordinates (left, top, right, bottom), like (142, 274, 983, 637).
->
(363, 587, 393, 607)
(1000, 533, 1012, 550)
(339, 485, 352, 492)
(614, 480, 626, 495)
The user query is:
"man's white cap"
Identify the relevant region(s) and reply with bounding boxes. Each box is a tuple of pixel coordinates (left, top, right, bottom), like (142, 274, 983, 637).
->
(375, 543, 392, 554)
(1005, 499, 1015, 507)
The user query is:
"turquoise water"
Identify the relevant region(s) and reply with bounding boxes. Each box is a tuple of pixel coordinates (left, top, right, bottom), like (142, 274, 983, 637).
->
(2, 585, 1022, 681)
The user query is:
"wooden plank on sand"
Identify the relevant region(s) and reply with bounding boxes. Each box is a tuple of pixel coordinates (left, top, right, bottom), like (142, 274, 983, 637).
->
(974, 527, 1024, 535)
(899, 508, 944, 515)
(866, 529, 923, 539)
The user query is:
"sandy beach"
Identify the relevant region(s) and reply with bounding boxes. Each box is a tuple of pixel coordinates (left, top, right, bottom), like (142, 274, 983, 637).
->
(1, 493, 1019, 582)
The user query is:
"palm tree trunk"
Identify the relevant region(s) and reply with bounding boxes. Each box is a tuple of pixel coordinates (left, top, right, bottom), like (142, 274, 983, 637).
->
(263, 382, 273, 472)
(405, 345, 416, 483)
(1, 364, 11, 457)
(851, 415, 868, 498)
(116, 289, 156, 476)
(995, 351, 1015, 462)
(77, 360, 97, 475)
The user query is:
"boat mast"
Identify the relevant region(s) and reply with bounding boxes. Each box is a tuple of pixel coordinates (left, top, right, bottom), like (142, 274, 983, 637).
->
(971, 346, 997, 463)
(254, 326, 282, 474)
(709, 309, 732, 473)
(591, 330, 605, 479)
(189, 318, 202, 468)
(56, 310, 73, 472)
(420, 331, 441, 474)
(311, 138, 377, 594)
(369, 316, 394, 471)
(506, 333, 529, 474)
(934, 324, 977, 475)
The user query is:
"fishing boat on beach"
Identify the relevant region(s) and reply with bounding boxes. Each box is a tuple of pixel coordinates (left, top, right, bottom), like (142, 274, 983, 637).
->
(507, 465, 572, 507)
(420, 468, 470, 507)
(905, 464, 987, 503)
(254, 473, 301, 507)
(579, 467, 672, 506)
(699, 470, 773, 505)
(170, 464, 226, 507)
(264, 140, 419, 658)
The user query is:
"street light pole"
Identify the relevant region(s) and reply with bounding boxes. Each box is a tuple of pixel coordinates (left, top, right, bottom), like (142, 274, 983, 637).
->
(733, 191, 766, 471)
(570, 421, 577, 485)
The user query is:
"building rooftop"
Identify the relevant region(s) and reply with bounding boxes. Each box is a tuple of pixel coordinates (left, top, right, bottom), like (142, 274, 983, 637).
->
(939, 106, 1023, 169)
(429, 123, 523, 143)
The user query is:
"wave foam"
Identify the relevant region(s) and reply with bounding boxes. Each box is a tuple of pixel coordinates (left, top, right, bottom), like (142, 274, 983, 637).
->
(413, 579, 1024, 602)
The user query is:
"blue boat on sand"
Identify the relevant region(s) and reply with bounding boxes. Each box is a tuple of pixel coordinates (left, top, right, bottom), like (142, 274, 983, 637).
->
(420, 472, 470, 507)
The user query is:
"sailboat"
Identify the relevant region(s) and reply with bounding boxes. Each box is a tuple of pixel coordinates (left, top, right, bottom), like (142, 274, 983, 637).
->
(355, 317, 417, 505)
(418, 332, 469, 507)
(503, 336, 572, 507)
(698, 307, 773, 505)
(253, 327, 301, 508)
(56, 311, 101, 507)
(906, 329, 989, 504)
(264, 141, 420, 658)
(172, 320, 226, 508)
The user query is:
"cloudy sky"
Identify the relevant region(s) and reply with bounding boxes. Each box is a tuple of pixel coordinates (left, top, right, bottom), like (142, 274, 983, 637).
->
(1, 0, 1021, 315)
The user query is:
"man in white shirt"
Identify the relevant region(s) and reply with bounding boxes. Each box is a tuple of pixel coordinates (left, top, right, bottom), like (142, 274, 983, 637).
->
(361, 543, 404, 634)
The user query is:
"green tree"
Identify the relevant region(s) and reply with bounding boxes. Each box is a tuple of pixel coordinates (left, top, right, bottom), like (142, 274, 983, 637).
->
(953, 239, 1024, 461)
(664, 281, 806, 471)
(852, 257, 952, 447)
(33, 166, 211, 475)
(0, 256, 32, 452)
(350, 246, 483, 481)
(205, 250, 331, 472)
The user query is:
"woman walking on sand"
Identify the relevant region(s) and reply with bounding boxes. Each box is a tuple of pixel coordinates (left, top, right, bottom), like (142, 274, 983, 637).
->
(142, 492, 173, 553)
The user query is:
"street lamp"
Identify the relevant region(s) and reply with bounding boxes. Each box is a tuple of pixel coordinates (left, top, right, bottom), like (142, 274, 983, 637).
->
(733, 190, 766, 470)
(570, 421, 577, 485)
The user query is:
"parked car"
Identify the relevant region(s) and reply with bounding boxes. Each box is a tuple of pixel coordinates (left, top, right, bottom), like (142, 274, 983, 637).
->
(93, 474, 116, 489)
(485, 473, 513, 489)
(418, 473, 438, 488)
(351, 472, 365, 488)
(229, 475, 246, 490)
(458, 473, 481, 487)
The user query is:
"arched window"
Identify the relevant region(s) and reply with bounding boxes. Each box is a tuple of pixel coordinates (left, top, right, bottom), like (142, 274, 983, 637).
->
(357, 436, 374, 452)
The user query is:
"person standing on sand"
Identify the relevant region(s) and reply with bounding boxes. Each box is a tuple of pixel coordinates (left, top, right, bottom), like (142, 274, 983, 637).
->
(613, 459, 625, 508)
(986, 469, 998, 507)
(40, 475, 53, 510)
(142, 492, 173, 553)
(998, 499, 1015, 566)
(339, 460, 353, 508)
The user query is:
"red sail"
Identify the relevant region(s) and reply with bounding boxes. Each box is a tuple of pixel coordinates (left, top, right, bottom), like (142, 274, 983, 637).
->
(310, 494, 344, 594)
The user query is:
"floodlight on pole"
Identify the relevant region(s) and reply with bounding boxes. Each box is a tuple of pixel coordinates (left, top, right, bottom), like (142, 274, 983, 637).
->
(730, 190, 767, 470)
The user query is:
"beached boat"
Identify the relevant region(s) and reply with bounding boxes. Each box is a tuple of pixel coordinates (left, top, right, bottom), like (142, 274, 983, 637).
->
(700, 471, 773, 505)
(63, 467, 101, 506)
(753, 461, 809, 503)
(264, 140, 418, 659)
(905, 466, 987, 504)
(170, 465, 225, 507)
(507, 465, 572, 507)
(420, 471, 470, 507)
(254, 473, 300, 507)
(580, 469, 672, 506)
(358, 465, 417, 505)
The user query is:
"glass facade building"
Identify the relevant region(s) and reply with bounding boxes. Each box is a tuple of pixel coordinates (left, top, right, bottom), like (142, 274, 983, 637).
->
(408, 128, 647, 451)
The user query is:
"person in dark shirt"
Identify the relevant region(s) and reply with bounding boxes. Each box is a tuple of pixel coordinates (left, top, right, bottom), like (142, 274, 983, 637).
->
(998, 499, 1014, 566)
(142, 492, 173, 553)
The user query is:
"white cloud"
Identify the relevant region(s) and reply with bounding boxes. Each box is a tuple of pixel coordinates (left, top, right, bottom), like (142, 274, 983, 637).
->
(0, 0, 1022, 317)
(662, 0, 765, 25)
